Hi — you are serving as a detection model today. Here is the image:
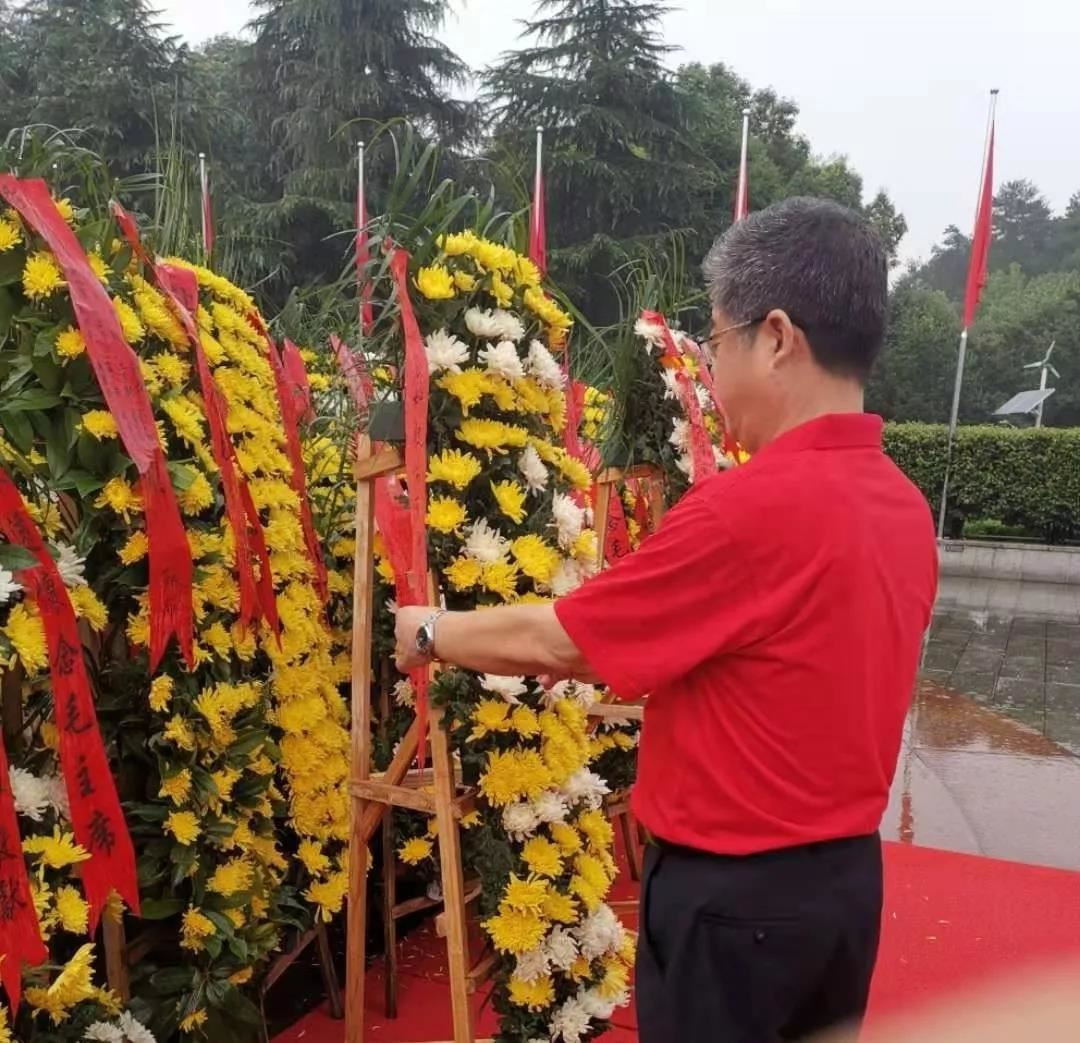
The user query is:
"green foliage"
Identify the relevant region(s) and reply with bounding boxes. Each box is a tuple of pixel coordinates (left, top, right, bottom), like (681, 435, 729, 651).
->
(883, 423, 1080, 543)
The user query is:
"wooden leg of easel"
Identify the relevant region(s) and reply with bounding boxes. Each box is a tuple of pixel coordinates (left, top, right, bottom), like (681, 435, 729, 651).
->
(381, 812, 399, 1018)
(619, 811, 642, 882)
(317, 922, 345, 1020)
(102, 906, 130, 1002)
(430, 706, 474, 1043)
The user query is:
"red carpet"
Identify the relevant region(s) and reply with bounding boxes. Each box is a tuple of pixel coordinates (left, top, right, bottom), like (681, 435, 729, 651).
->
(275, 842, 1080, 1043)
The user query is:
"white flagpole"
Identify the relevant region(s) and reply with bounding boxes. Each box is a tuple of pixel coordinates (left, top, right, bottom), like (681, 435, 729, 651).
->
(357, 141, 366, 334)
(533, 126, 544, 244)
(198, 152, 210, 257)
(735, 108, 751, 220)
(937, 89, 999, 539)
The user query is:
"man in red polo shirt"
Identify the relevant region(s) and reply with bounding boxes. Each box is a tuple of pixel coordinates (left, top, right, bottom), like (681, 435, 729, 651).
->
(396, 197, 938, 1041)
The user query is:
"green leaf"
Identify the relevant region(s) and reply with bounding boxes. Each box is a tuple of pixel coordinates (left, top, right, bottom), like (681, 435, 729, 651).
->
(0, 287, 14, 339)
(0, 546, 38, 570)
(139, 896, 185, 920)
(203, 909, 237, 937)
(150, 965, 196, 994)
(4, 387, 61, 412)
(0, 252, 21, 287)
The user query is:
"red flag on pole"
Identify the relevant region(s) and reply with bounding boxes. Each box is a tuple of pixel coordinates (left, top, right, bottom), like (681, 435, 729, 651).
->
(734, 108, 751, 222)
(529, 127, 547, 276)
(357, 143, 374, 335)
(199, 153, 214, 259)
(962, 104, 997, 329)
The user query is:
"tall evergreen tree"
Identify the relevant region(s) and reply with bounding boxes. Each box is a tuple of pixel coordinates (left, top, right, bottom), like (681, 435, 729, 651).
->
(485, 0, 715, 323)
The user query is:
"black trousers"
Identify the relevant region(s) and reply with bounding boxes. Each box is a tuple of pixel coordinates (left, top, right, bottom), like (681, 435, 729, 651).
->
(636, 833, 883, 1043)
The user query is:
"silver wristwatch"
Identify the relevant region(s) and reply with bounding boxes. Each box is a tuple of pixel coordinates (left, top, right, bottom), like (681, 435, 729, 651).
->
(415, 609, 447, 662)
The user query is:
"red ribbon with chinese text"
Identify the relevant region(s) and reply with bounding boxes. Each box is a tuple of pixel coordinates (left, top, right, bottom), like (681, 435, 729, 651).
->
(0, 468, 140, 933)
(0, 177, 193, 670)
(388, 247, 432, 767)
(281, 339, 314, 424)
(683, 336, 741, 463)
(603, 492, 632, 565)
(331, 333, 375, 414)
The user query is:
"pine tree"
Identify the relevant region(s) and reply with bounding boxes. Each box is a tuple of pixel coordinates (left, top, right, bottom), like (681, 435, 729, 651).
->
(485, 0, 715, 323)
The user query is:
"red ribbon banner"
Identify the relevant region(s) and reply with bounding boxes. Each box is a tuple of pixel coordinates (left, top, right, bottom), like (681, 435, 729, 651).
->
(109, 204, 279, 637)
(331, 333, 375, 414)
(388, 247, 432, 767)
(682, 336, 740, 463)
(0, 177, 194, 670)
(281, 339, 314, 424)
(603, 491, 632, 565)
(250, 315, 329, 605)
(0, 737, 47, 1008)
(0, 468, 141, 934)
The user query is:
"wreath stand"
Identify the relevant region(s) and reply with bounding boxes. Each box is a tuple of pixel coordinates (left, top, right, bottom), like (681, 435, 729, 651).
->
(346, 436, 492, 1043)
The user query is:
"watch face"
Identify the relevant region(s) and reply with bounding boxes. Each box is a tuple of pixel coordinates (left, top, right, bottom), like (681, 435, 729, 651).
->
(416, 625, 432, 654)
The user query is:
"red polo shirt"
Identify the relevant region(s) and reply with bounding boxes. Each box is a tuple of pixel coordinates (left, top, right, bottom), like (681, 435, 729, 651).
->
(555, 413, 938, 856)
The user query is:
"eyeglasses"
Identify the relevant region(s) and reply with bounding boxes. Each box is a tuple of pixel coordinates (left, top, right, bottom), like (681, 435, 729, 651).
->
(704, 311, 814, 360)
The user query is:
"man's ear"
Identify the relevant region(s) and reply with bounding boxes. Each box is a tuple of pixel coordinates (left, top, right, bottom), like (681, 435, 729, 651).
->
(762, 309, 799, 368)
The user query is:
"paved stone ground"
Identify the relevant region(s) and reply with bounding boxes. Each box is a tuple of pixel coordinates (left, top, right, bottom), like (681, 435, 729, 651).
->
(922, 613, 1080, 754)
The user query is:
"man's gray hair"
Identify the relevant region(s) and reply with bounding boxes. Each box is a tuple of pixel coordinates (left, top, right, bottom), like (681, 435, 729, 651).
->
(703, 197, 888, 382)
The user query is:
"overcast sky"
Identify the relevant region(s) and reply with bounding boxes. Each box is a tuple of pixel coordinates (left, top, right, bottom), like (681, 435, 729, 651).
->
(158, 0, 1078, 267)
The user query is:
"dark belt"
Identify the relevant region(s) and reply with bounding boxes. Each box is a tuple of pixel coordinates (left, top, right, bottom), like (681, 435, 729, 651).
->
(647, 831, 879, 861)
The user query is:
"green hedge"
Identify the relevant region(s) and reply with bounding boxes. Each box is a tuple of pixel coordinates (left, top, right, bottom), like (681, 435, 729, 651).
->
(883, 423, 1080, 544)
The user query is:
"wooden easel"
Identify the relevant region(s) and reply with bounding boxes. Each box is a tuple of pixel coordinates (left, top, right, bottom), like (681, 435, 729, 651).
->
(346, 436, 490, 1043)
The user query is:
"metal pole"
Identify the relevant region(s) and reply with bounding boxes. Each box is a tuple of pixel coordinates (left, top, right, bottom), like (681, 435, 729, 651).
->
(198, 152, 210, 258)
(1035, 365, 1048, 429)
(735, 108, 751, 221)
(533, 126, 543, 243)
(357, 141, 366, 337)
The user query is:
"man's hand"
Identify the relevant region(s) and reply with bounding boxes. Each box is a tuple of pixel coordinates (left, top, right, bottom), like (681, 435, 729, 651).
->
(394, 605, 437, 672)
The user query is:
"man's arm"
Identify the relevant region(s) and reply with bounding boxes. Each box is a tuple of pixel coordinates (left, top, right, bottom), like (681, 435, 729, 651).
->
(395, 603, 598, 682)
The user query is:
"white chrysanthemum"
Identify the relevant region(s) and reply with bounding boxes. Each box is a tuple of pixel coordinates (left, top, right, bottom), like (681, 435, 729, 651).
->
(464, 518, 510, 563)
(491, 309, 526, 343)
(515, 945, 551, 983)
(386, 598, 399, 615)
(533, 789, 570, 824)
(580, 987, 623, 1021)
(549, 994, 593, 1043)
(54, 542, 87, 587)
(481, 674, 528, 705)
(696, 383, 711, 411)
(393, 679, 416, 708)
(551, 493, 585, 551)
(46, 774, 70, 820)
(118, 1012, 158, 1043)
(518, 444, 550, 495)
(634, 316, 666, 350)
(426, 880, 443, 902)
(10, 767, 51, 822)
(675, 453, 694, 480)
(659, 367, 679, 400)
(561, 768, 609, 810)
(527, 339, 565, 390)
(0, 567, 21, 606)
(424, 329, 470, 375)
(550, 559, 583, 598)
(669, 418, 691, 452)
(715, 445, 734, 470)
(480, 340, 525, 382)
(502, 801, 542, 841)
(465, 307, 525, 343)
(84, 1024, 124, 1043)
(543, 680, 598, 712)
(574, 904, 625, 960)
(543, 926, 579, 971)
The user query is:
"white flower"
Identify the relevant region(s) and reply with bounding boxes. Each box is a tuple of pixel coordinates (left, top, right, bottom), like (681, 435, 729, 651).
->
(47, 774, 70, 820)
(527, 340, 565, 389)
(465, 308, 525, 343)
(386, 598, 399, 615)
(0, 566, 21, 606)
(549, 994, 593, 1043)
(550, 558, 584, 598)
(543, 926, 579, 971)
(424, 329, 470, 375)
(659, 367, 679, 400)
(543, 680, 598, 712)
(464, 519, 509, 564)
(502, 801, 542, 840)
(561, 768, 609, 810)
(518, 444, 550, 495)
(634, 316, 666, 350)
(480, 340, 525, 382)
(533, 789, 570, 824)
(393, 679, 416, 708)
(55, 542, 87, 587)
(580, 986, 623, 1021)
(675, 453, 694, 480)
(10, 767, 51, 822)
(118, 1012, 157, 1043)
(551, 493, 585, 550)
(426, 880, 443, 902)
(84, 1024, 124, 1043)
(515, 945, 551, 983)
(669, 418, 691, 453)
(696, 383, 711, 411)
(715, 445, 734, 470)
(574, 904, 625, 960)
(481, 674, 529, 705)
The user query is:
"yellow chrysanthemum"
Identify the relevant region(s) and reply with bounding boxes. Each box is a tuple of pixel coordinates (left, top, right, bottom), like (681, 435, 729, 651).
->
(571, 529, 598, 564)
(456, 418, 529, 455)
(549, 822, 583, 856)
(149, 674, 174, 712)
(3, 602, 49, 674)
(162, 396, 207, 447)
(81, 410, 119, 440)
(427, 449, 483, 490)
(180, 908, 216, 952)
(521, 837, 564, 879)
(426, 495, 468, 534)
(510, 705, 541, 738)
(163, 714, 197, 752)
(490, 271, 514, 307)
(180, 1009, 208, 1033)
(453, 270, 477, 292)
(87, 251, 110, 283)
(598, 956, 631, 999)
(416, 265, 456, 300)
(479, 749, 552, 807)
(398, 837, 434, 865)
(491, 480, 527, 524)
(207, 858, 254, 897)
(511, 534, 561, 585)
(69, 586, 107, 632)
(481, 560, 520, 601)
(178, 471, 215, 515)
(469, 699, 512, 740)
(0, 217, 22, 253)
(95, 477, 142, 520)
(439, 231, 477, 256)
(165, 810, 201, 846)
(577, 809, 616, 851)
(305, 870, 348, 922)
(298, 839, 332, 876)
(159, 769, 192, 805)
(23, 829, 91, 870)
(445, 555, 483, 591)
(54, 198, 76, 223)
(112, 296, 145, 343)
(23, 252, 64, 301)
(55, 326, 86, 359)
(502, 874, 549, 913)
(25, 943, 96, 1023)
(54, 885, 89, 934)
(437, 368, 492, 415)
(229, 967, 255, 985)
(483, 907, 548, 955)
(508, 973, 556, 1012)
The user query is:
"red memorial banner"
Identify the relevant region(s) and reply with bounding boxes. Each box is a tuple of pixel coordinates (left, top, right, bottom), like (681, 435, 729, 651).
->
(0, 737, 47, 1008)
(388, 247, 432, 766)
(603, 492, 632, 565)
(0, 176, 193, 669)
(0, 468, 140, 935)
(109, 203, 278, 636)
(281, 338, 315, 423)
